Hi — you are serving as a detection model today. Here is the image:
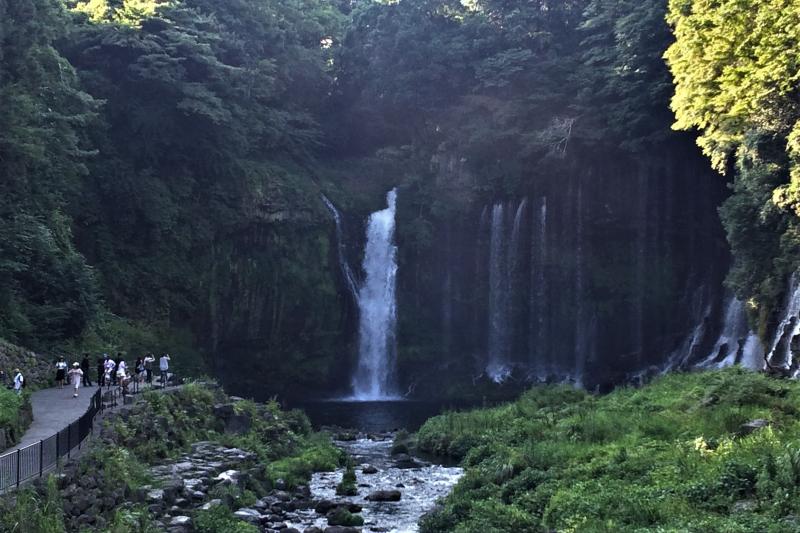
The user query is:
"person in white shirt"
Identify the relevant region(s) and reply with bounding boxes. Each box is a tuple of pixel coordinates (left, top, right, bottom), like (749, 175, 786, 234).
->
(159, 354, 170, 388)
(55, 356, 67, 388)
(13, 369, 23, 395)
(117, 359, 127, 377)
(67, 362, 83, 398)
(104, 356, 116, 388)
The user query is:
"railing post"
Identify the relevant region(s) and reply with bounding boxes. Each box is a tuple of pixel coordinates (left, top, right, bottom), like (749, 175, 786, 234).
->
(16, 449, 20, 489)
(39, 440, 43, 478)
(67, 424, 71, 459)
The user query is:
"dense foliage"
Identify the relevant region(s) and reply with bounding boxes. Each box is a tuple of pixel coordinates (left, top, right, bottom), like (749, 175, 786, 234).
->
(0, 0, 795, 392)
(665, 0, 800, 328)
(418, 368, 800, 532)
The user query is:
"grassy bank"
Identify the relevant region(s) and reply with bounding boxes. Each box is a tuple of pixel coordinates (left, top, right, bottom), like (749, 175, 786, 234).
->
(417, 368, 800, 532)
(0, 387, 31, 450)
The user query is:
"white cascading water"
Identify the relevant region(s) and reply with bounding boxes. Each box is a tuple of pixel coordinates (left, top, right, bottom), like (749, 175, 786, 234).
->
(766, 274, 800, 370)
(662, 285, 711, 372)
(321, 195, 360, 303)
(574, 181, 587, 386)
(351, 189, 400, 400)
(699, 297, 758, 369)
(486, 202, 510, 382)
(529, 196, 548, 379)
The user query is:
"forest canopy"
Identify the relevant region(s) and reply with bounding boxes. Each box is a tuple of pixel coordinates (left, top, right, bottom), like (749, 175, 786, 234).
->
(0, 0, 797, 390)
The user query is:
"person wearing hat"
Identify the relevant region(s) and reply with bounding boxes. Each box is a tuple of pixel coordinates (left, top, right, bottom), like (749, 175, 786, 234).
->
(55, 356, 68, 388)
(67, 362, 83, 398)
(13, 369, 24, 395)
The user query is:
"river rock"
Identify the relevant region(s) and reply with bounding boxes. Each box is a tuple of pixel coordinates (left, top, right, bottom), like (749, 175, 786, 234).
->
(392, 454, 424, 469)
(200, 499, 222, 510)
(169, 516, 192, 526)
(362, 465, 378, 474)
(304, 528, 323, 533)
(234, 508, 263, 524)
(366, 490, 402, 502)
(215, 469, 240, 485)
(162, 478, 185, 503)
(324, 527, 360, 533)
(315, 500, 363, 514)
(146, 489, 165, 503)
(738, 419, 769, 436)
(224, 414, 252, 435)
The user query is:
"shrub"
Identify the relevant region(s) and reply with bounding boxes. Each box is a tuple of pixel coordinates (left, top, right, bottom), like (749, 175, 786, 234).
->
(194, 506, 259, 533)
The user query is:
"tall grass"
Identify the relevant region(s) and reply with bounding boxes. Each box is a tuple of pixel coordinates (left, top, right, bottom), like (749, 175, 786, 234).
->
(418, 368, 800, 532)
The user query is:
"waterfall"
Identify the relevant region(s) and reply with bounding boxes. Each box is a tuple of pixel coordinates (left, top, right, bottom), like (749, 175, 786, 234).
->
(486, 202, 511, 382)
(766, 274, 800, 369)
(352, 189, 399, 400)
(529, 196, 548, 379)
(699, 297, 752, 368)
(574, 180, 586, 385)
(740, 334, 765, 370)
(634, 171, 647, 363)
(321, 195, 360, 303)
(663, 286, 711, 371)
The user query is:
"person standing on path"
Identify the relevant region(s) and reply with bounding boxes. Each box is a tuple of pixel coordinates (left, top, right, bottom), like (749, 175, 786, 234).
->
(134, 357, 144, 386)
(97, 357, 106, 387)
(112, 353, 122, 386)
(13, 369, 23, 395)
(55, 356, 67, 388)
(104, 355, 116, 388)
(144, 353, 155, 386)
(159, 353, 171, 388)
(68, 362, 83, 398)
(81, 354, 92, 387)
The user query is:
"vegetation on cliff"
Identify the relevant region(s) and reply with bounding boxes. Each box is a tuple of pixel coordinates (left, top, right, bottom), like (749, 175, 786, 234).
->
(665, 0, 800, 331)
(417, 368, 800, 532)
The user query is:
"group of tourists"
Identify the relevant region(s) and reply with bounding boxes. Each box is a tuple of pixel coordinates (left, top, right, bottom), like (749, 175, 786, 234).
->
(53, 352, 172, 398)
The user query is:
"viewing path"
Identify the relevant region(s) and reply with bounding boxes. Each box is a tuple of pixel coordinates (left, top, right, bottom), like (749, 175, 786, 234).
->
(7, 385, 101, 452)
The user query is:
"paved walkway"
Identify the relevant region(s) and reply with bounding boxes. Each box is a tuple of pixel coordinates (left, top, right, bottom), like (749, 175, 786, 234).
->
(7, 384, 101, 452)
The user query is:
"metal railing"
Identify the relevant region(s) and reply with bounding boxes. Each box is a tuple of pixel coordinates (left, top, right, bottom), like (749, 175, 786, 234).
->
(0, 389, 102, 491)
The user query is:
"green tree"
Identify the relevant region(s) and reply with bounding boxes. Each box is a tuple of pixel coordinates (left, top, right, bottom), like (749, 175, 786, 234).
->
(666, 0, 800, 325)
(0, 0, 100, 345)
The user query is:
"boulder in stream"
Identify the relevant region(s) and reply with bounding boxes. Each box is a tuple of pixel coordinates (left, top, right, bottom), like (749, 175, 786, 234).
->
(366, 490, 402, 502)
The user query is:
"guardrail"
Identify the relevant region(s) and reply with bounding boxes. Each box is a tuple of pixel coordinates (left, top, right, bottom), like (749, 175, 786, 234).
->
(0, 388, 102, 491)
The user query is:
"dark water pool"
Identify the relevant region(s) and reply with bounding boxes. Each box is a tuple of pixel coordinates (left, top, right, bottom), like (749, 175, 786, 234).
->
(294, 400, 468, 432)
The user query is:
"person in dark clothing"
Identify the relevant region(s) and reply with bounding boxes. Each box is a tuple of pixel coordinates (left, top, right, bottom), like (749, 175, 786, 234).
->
(112, 352, 122, 385)
(144, 353, 155, 385)
(81, 354, 92, 386)
(97, 357, 105, 387)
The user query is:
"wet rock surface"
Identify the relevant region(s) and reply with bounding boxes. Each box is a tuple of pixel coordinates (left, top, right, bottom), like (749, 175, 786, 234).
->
(43, 431, 460, 532)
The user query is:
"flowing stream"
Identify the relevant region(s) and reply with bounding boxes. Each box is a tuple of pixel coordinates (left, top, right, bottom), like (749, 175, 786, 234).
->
(285, 435, 463, 533)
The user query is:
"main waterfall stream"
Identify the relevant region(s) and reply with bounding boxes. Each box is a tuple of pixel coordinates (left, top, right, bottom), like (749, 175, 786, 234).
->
(353, 188, 400, 400)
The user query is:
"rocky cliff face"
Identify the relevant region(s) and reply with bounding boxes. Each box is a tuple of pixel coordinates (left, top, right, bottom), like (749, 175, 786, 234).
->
(205, 201, 356, 399)
(205, 139, 736, 400)
(393, 140, 733, 396)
